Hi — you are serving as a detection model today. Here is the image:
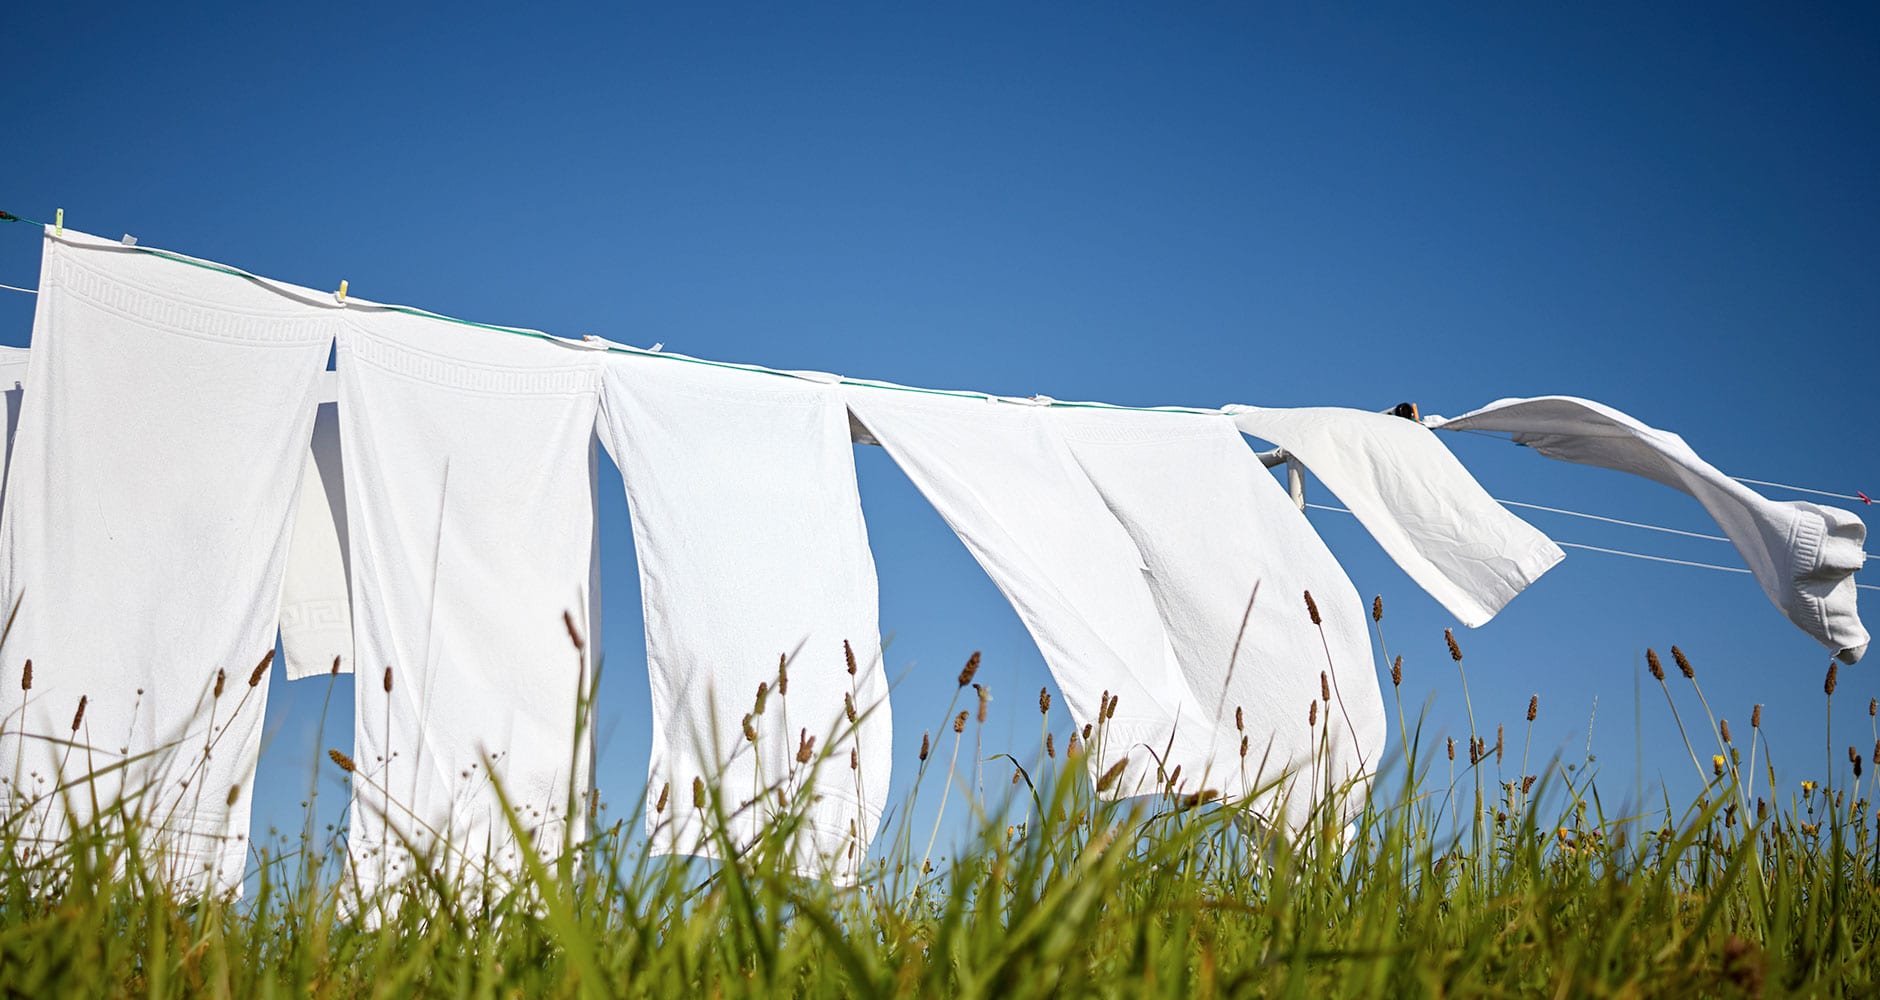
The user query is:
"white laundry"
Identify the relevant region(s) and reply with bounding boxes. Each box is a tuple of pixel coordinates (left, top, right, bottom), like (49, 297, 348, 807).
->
(843, 385, 1214, 798)
(1225, 405, 1563, 628)
(1430, 396, 1869, 663)
(278, 372, 354, 680)
(0, 229, 335, 895)
(1053, 406, 1386, 825)
(1, 345, 31, 515)
(335, 308, 602, 898)
(598, 352, 889, 879)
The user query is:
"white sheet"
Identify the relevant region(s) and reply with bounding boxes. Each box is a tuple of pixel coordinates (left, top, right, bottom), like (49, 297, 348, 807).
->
(1225, 405, 1563, 628)
(599, 353, 889, 879)
(0, 229, 334, 895)
(1431, 395, 1869, 663)
(278, 373, 354, 680)
(335, 308, 602, 897)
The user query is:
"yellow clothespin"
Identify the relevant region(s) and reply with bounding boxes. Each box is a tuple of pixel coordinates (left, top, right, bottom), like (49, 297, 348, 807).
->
(335, 279, 349, 305)
(54, 209, 63, 236)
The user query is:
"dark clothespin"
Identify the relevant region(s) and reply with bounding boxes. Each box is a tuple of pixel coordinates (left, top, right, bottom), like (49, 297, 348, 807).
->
(1391, 401, 1420, 422)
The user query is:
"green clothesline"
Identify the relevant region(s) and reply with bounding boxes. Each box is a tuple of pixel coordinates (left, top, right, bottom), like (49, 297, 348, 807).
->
(0, 208, 1222, 417)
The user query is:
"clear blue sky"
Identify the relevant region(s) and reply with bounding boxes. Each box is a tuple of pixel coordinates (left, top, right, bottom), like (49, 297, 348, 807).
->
(2, 3, 1876, 863)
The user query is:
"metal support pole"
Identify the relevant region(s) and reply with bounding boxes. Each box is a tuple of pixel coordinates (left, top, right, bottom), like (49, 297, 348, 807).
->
(1286, 456, 1306, 510)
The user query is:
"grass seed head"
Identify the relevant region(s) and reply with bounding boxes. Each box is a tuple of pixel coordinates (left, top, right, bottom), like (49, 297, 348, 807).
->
(919, 733, 930, 761)
(1308, 701, 1317, 727)
(1672, 645, 1694, 679)
(1647, 649, 1664, 681)
(1528, 695, 1539, 722)
(563, 610, 584, 652)
(20, 659, 30, 691)
(1447, 737, 1455, 761)
(975, 683, 990, 723)
(328, 748, 355, 772)
(797, 729, 816, 764)
(1522, 774, 1536, 793)
(655, 783, 669, 812)
(845, 693, 858, 724)
(1320, 671, 1331, 703)
(1720, 719, 1731, 743)
(850, 747, 858, 771)
(71, 695, 86, 732)
(1825, 662, 1839, 696)
(330, 655, 341, 675)
(1752, 704, 1762, 728)
(249, 649, 273, 688)
(1105, 694, 1119, 720)
(226, 784, 240, 806)
(1445, 629, 1463, 662)
(1496, 725, 1504, 764)
(1391, 656, 1402, 687)
(1039, 686, 1051, 716)
(777, 654, 789, 696)
(1083, 723, 1094, 741)
(957, 651, 981, 688)
(1239, 734, 1249, 758)
(1372, 595, 1383, 622)
(383, 666, 393, 693)
(692, 777, 706, 809)
(1096, 757, 1129, 793)
(843, 639, 856, 677)
(1045, 732, 1055, 758)
(1851, 745, 1861, 764)
(1235, 706, 1244, 731)
(1304, 590, 1322, 626)
(742, 714, 757, 743)
(754, 681, 770, 715)
(213, 669, 225, 699)
(953, 710, 968, 734)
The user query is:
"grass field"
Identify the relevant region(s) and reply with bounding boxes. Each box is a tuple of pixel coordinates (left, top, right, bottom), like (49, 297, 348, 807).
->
(3, 613, 1878, 998)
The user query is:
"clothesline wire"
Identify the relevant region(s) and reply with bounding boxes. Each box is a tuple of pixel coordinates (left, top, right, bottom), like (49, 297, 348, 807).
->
(1301, 501, 1880, 592)
(2, 208, 1874, 513)
(0, 282, 34, 295)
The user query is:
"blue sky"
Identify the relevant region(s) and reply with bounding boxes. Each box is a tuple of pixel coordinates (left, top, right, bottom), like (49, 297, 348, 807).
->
(2, 4, 1877, 863)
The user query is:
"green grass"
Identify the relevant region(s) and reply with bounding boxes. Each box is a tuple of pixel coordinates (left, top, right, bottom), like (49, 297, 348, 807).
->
(4, 629, 1879, 998)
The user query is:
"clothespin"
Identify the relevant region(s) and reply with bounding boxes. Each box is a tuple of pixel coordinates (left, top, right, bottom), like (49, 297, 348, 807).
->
(334, 279, 348, 305)
(119, 234, 137, 247)
(1390, 401, 1420, 422)
(1859, 491, 1872, 506)
(54, 209, 63, 236)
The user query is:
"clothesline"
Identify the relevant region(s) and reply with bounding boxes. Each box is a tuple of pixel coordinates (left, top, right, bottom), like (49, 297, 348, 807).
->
(1302, 501, 1880, 592)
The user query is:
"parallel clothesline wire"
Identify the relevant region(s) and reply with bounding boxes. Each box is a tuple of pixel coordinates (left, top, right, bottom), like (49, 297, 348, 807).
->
(1, 209, 1874, 578)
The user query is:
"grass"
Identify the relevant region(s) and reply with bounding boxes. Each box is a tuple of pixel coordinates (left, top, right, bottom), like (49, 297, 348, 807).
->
(3, 607, 1879, 997)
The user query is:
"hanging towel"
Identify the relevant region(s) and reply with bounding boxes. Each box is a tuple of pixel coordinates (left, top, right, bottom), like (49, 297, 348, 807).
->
(1430, 396, 1869, 663)
(1224, 405, 1563, 628)
(598, 353, 888, 879)
(335, 308, 602, 898)
(0, 229, 334, 895)
(278, 372, 354, 680)
(843, 385, 1213, 798)
(1, 346, 30, 515)
(1053, 406, 1386, 825)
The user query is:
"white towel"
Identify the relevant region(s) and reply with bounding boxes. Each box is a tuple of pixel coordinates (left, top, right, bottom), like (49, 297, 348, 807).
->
(278, 373, 354, 680)
(843, 386, 1213, 798)
(0, 229, 335, 895)
(335, 309, 602, 897)
(1, 346, 31, 515)
(1225, 405, 1564, 628)
(1431, 396, 1870, 663)
(1054, 406, 1386, 824)
(598, 353, 888, 879)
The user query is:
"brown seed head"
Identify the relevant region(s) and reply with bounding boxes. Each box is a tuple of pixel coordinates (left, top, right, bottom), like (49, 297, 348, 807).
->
(1445, 629, 1463, 662)
(226, 785, 241, 806)
(1104, 694, 1119, 720)
(1826, 661, 1840, 696)
(20, 659, 30, 691)
(742, 714, 757, 743)
(953, 710, 968, 734)
(844, 693, 858, 724)
(1239, 734, 1249, 758)
(1308, 701, 1318, 726)
(777, 654, 789, 696)
(1496, 725, 1504, 764)
(850, 747, 859, 770)
(1083, 723, 1093, 741)
(1012, 768, 1022, 786)
(957, 651, 981, 688)
(975, 683, 990, 723)
(1647, 649, 1664, 681)
(330, 655, 341, 675)
(563, 611, 585, 653)
(328, 748, 356, 772)
(797, 729, 816, 764)
(1391, 656, 1402, 687)
(71, 695, 86, 732)
(1447, 737, 1455, 761)
(919, 733, 931, 761)
(754, 681, 770, 715)
(1039, 687, 1051, 716)
(655, 783, 669, 813)
(1672, 645, 1694, 680)
(213, 670, 225, 699)
(1235, 706, 1244, 731)
(1720, 719, 1732, 743)
(1372, 595, 1383, 622)
(1320, 671, 1331, 703)
(1304, 590, 1322, 626)
(1068, 731, 1083, 757)
(1751, 704, 1762, 728)
(248, 649, 273, 688)
(1096, 757, 1129, 793)
(844, 639, 857, 677)
(383, 666, 393, 693)
(692, 777, 706, 809)
(1521, 774, 1536, 794)
(1527, 695, 1539, 722)
(1166, 764, 1183, 790)
(1871, 698, 1878, 718)
(1045, 732, 1055, 758)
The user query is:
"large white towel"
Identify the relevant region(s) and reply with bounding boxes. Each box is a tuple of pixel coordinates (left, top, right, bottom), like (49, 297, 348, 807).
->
(1225, 405, 1564, 628)
(0, 229, 334, 895)
(335, 309, 602, 897)
(1053, 406, 1386, 824)
(843, 386, 1213, 798)
(278, 373, 354, 680)
(1431, 396, 1870, 663)
(599, 353, 889, 879)
(1, 346, 31, 516)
